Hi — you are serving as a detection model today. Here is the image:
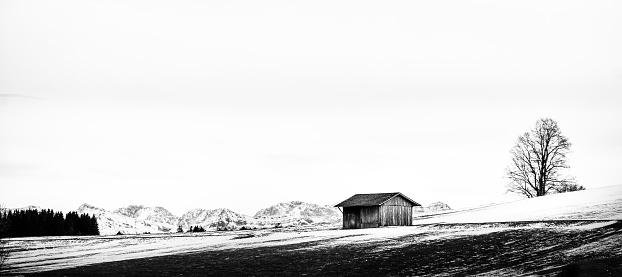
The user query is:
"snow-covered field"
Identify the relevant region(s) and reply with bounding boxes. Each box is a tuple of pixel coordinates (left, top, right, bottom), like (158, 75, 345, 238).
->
(413, 184, 622, 224)
(6, 221, 616, 275)
(3, 185, 622, 275)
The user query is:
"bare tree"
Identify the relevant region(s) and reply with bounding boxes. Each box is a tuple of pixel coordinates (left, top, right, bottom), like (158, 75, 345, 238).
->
(506, 118, 578, 198)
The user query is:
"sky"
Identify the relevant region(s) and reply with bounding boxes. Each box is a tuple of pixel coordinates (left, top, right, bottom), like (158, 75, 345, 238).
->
(1, 0, 621, 216)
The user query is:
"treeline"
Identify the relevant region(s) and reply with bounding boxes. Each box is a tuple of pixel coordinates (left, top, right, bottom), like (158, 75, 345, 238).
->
(0, 209, 99, 237)
(187, 225, 206, 232)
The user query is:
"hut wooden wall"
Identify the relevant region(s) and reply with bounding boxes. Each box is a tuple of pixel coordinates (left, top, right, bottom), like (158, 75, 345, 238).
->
(380, 195, 413, 226)
(379, 205, 412, 226)
(360, 206, 380, 228)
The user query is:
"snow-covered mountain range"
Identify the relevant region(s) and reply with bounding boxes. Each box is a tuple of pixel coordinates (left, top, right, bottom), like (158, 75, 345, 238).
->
(77, 204, 177, 235)
(178, 208, 253, 231)
(253, 201, 341, 226)
(114, 205, 179, 226)
(21, 200, 450, 235)
(71, 200, 342, 235)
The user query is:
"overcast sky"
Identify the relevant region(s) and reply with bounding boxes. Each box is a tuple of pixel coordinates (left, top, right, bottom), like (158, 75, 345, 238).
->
(1, 0, 621, 216)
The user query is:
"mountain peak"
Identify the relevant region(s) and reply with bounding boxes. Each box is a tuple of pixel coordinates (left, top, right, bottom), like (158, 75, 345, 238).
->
(17, 205, 42, 211)
(253, 201, 340, 225)
(114, 205, 179, 226)
(427, 202, 451, 211)
(178, 207, 252, 230)
(77, 203, 107, 213)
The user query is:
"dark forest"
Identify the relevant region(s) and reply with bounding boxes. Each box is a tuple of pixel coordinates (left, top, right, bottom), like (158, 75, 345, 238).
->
(1, 209, 99, 237)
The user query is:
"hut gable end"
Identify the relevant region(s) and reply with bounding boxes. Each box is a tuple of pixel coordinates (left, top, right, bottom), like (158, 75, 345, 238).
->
(381, 195, 414, 207)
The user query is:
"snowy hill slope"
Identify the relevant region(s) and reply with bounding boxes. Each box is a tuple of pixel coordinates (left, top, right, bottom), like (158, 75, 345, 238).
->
(114, 205, 179, 226)
(253, 201, 341, 226)
(413, 185, 622, 224)
(77, 204, 176, 235)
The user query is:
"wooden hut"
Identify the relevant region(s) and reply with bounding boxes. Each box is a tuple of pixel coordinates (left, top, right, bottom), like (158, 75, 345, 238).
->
(335, 192, 420, 229)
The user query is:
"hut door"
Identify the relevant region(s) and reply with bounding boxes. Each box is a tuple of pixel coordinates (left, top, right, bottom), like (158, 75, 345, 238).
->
(343, 207, 360, 229)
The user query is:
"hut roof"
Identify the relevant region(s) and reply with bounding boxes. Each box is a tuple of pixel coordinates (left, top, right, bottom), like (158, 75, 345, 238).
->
(334, 192, 420, 207)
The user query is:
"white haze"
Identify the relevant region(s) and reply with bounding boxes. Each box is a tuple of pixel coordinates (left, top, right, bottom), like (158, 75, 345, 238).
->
(1, 0, 621, 215)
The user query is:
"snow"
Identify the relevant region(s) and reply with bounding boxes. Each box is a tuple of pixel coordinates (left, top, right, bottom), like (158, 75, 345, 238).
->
(4, 233, 236, 273)
(8, 222, 606, 274)
(75, 201, 340, 236)
(78, 204, 177, 235)
(566, 221, 617, 230)
(4, 227, 472, 273)
(413, 185, 622, 224)
(252, 201, 341, 225)
(3, 185, 621, 274)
